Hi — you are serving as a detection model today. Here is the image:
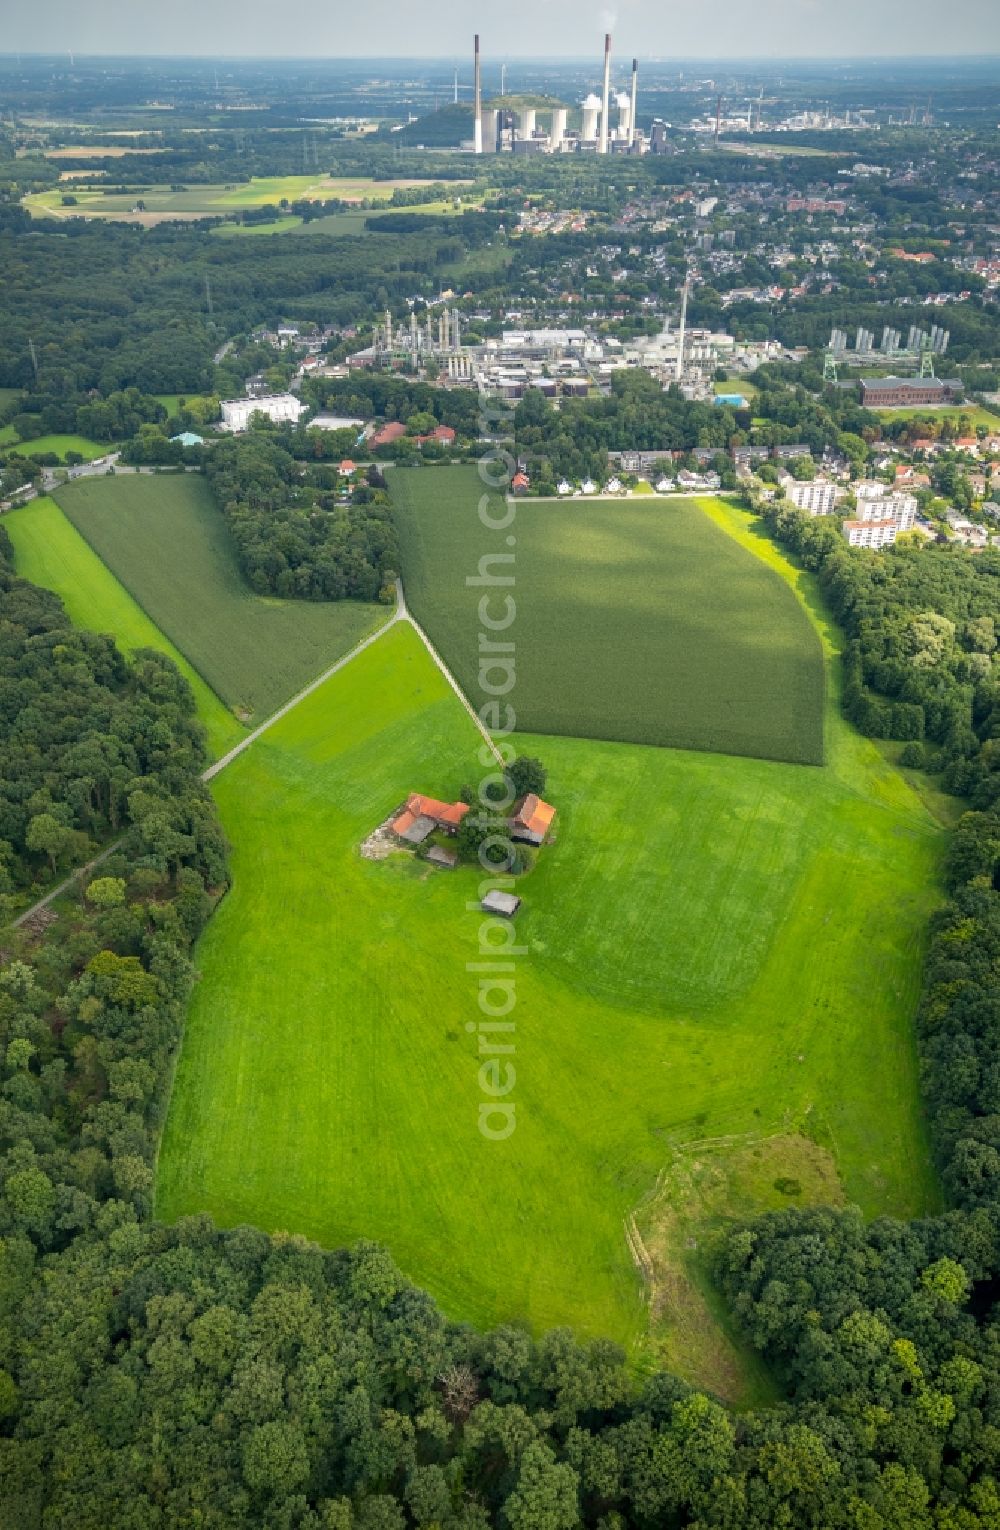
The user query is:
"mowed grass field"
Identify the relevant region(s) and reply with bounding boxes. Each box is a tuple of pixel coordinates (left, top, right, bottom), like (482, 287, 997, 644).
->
(4, 496, 243, 759)
(874, 403, 1000, 431)
(156, 602, 942, 1371)
(3, 433, 109, 461)
(55, 475, 386, 723)
(392, 468, 825, 765)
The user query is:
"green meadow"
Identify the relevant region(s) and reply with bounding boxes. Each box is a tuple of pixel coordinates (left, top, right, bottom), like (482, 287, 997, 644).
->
(4, 496, 242, 760)
(25, 174, 470, 223)
(392, 468, 825, 765)
(54, 475, 386, 722)
(874, 403, 1000, 431)
(156, 501, 942, 1388)
(4, 433, 109, 461)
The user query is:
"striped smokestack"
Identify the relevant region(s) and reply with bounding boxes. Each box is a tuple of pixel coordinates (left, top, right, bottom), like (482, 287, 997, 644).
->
(629, 58, 638, 148)
(599, 32, 611, 154)
(474, 35, 483, 154)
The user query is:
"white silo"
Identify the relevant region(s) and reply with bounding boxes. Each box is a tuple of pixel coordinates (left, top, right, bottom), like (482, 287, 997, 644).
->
(581, 93, 602, 141)
(550, 107, 568, 148)
(519, 107, 537, 139)
(616, 91, 631, 142)
(481, 107, 499, 153)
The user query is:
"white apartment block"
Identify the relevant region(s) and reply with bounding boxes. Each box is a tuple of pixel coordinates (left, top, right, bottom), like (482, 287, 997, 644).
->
(842, 519, 901, 549)
(221, 394, 307, 432)
(855, 493, 917, 529)
(787, 480, 841, 515)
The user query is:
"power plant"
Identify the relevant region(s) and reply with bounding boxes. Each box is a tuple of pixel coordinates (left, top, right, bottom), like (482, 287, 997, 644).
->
(465, 33, 652, 156)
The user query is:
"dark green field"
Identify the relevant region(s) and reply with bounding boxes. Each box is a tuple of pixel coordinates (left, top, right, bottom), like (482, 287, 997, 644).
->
(55, 475, 385, 722)
(391, 469, 825, 765)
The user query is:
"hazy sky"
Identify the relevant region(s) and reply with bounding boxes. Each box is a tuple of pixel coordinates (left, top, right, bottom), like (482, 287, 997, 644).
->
(4, 0, 1000, 58)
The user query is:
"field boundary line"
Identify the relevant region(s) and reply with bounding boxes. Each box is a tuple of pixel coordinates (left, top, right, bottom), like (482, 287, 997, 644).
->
(397, 587, 505, 768)
(202, 596, 402, 781)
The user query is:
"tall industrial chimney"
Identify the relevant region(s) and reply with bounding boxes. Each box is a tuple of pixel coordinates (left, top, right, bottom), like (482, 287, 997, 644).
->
(629, 58, 639, 148)
(675, 278, 689, 383)
(474, 35, 483, 155)
(599, 33, 611, 154)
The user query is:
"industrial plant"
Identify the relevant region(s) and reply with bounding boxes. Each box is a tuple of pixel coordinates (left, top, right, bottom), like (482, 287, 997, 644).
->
(466, 33, 653, 155)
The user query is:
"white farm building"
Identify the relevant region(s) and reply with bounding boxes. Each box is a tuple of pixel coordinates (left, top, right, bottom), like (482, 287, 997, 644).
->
(221, 394, 307, 432)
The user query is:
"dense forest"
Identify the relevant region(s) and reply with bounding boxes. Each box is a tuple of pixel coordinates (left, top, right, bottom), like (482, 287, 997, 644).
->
(758, 503, 1000, 801)
(204, 436, 400, 601)
(0, 532, 225, 910)
(0, 214, 477, 397)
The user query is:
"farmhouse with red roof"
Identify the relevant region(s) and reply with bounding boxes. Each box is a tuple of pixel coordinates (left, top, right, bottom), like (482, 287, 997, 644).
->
(510, 794, 557, 846)
(391, 793, 470, 845)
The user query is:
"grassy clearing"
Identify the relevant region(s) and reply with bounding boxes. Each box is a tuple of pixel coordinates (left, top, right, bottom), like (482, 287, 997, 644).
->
(289, 202, 472, 237)
(638, 1135, 844, 1406)
(392, 468, 825, 766)
(4, 433, 109, 461)
(24, 174, 466, 223)
(55, 475, 387, 723)
(157, 559, 942, 1363)
(713, 378, 759, 401)
(443, 242, 514, 279)
(4, 496, 242, 760)
(874, 403, 1000, 430)
(153, 394, 217, 418)
(211, 216, 305, 237)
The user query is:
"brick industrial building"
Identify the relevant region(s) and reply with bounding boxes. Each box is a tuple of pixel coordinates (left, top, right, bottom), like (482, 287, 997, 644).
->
(860, 376, 963, 408)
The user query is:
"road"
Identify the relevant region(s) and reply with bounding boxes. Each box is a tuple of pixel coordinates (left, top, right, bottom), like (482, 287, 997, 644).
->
(8, 580, 500, 930)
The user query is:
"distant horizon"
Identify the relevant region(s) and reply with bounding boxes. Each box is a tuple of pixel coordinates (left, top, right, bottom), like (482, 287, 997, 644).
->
(5, 0, 1000, 63)
(2, 50, 999, 64)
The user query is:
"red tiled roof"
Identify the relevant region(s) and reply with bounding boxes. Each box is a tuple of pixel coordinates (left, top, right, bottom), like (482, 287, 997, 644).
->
(513, 794, 556, 839)
(371, 420, 407, 447)
(398, 793, 470, 829)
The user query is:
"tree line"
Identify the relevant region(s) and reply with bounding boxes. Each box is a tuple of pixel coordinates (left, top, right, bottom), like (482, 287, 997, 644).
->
(758, 501, 1000, 801)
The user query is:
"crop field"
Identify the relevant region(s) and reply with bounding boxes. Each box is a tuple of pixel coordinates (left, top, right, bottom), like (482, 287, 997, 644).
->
(4, 496, 242, 759)
(55, 475, 386, 722)
(24, 174, 470, 223)
(210, 215, 305, 237)
(392, 468, 825, 765)
(3, 433, 109, 461)
(156, 580, 941, 1385)
(210, 204, 470, 239)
